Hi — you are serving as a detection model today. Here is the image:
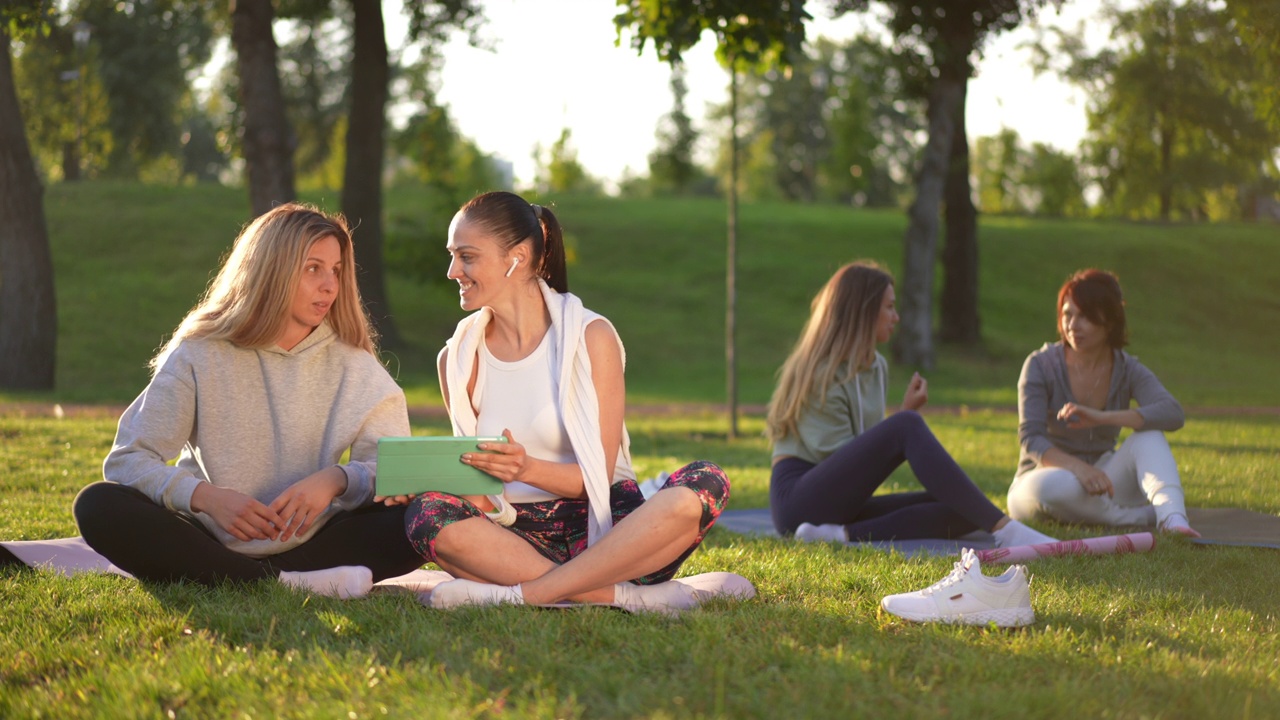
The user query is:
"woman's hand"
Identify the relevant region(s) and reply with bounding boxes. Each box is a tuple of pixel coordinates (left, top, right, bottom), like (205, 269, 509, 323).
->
(190, 483, 285, 542)
(1073, 464, 1115, 497)
(269, 467, 347, 542)
(461, 428, 530, 483)
(1056, 402, 1109, 429)
(375, 493, 416, 506)
(902, 372, 929, 411)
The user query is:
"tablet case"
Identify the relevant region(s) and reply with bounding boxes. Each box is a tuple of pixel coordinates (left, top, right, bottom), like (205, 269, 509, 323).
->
(376, 436, 507, 497)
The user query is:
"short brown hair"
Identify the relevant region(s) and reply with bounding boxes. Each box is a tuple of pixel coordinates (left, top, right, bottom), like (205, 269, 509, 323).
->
(1057, 268, 1128, 349)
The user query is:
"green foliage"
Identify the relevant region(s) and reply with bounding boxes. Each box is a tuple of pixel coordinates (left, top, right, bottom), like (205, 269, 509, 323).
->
(972, 128, 1085, 217)
(819, 36, 924, 207)
(11, 13, 111, 180)
(647, 62, 707, 196)
(704, 34, 924, 206)
(615, 0, 809, 72)
(178, 107, 230, 183)
(1023, 142, 1087, 217)
(533, 127, 602, 196)
(1224, 0, 1280, 133)
(1036, 0, 1278, 221)
(836, 0, 1062, 78)
(1, 0, 55, 35)
(381, 185, 465, 286)
(973, 128, 1025, 213)
(389, 50, 500, 200)
(276, 12, 351, 181)
(78, 0, 216, 179)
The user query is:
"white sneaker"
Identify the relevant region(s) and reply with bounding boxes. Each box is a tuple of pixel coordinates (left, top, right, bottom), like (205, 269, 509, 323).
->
(880, 548, 1034, 628)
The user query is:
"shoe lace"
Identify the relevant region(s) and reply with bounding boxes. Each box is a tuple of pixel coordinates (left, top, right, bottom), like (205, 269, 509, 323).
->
(919, 559, 971, 596)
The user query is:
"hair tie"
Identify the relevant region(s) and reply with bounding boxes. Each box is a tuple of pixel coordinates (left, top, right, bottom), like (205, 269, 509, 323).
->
(531, 203, 543, 220)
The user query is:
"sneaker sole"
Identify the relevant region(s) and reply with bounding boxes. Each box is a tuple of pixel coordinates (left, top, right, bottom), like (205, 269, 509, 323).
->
(884, 605, 1035, 628)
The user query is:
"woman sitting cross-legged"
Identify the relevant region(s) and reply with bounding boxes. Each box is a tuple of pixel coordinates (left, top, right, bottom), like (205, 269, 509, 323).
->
(53, 204, 424, 597)
(766, 261, 1056, 548)
(1006, 268, 1198, 537)
(383, 191, 746, 615)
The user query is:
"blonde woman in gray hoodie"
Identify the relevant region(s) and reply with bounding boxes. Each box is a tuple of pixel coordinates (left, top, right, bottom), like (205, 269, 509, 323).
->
(64, 203, 422, 597)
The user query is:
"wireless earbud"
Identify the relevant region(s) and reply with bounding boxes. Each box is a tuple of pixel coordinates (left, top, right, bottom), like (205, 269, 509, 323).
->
(505, 257, 520, 278)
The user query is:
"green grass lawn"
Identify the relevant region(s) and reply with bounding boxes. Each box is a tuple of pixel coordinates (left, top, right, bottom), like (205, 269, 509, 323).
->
(3, 411, 1278, 717)
(3, 183, 1278, 717)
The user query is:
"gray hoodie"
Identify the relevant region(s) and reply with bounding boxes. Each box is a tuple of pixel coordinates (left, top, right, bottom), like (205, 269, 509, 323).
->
(1016, 341, 1184, 477)
(103, 323, 409, 557)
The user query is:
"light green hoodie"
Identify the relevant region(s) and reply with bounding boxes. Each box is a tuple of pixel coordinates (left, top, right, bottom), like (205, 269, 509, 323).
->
(771, 352, 888, 465)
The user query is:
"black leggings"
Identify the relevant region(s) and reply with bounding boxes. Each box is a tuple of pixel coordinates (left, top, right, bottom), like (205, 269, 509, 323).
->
(769, 411, 1005, 540)
(73, 482, 423, 586)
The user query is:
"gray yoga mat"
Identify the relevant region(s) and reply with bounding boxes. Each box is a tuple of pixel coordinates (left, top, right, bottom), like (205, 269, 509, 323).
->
(715, 507, 996, 558)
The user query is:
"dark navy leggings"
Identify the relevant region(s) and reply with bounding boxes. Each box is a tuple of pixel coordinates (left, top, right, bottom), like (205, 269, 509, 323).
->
(770, 411, 1005, 540)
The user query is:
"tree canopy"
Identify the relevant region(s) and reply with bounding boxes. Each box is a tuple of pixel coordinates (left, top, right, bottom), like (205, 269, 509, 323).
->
(1035, 0, 1278, 220)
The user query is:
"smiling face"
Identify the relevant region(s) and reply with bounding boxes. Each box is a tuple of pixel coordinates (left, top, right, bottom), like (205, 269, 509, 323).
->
(1060, 296, 1108, 354)
(873, 284, 899, 344)
(446, 216, 521, 311)
(279, 234, 341, 350)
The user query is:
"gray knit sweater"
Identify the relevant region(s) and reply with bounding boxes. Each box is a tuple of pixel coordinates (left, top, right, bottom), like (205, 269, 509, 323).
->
(103, 323, 409, 557)
(1016, 342, 1184, 477)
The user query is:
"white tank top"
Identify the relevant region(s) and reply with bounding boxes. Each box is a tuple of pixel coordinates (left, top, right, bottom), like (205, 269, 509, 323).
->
(474, 329, 575, 503)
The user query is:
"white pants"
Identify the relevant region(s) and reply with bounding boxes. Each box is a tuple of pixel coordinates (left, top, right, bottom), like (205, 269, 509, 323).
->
(1007, 431, 1188, 528)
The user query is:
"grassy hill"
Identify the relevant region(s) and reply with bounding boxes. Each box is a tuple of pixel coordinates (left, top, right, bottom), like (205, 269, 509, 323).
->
(15, 181, 1280, 408)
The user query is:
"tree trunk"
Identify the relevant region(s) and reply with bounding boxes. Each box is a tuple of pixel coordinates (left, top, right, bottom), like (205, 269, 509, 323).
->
(940, 81, 980, 346)
(1158, 115, 1173, 222)
(61, 141, 81, 182)
(893, 74, 963, 370)
(725, 65, 739, 440)
(231, 0, 295, 217)
(342, 0, 401, 348)
(0, 29, 57, 390)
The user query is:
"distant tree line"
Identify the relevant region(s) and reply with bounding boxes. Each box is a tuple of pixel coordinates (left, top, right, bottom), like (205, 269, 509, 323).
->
(2, 0, 1277, 392)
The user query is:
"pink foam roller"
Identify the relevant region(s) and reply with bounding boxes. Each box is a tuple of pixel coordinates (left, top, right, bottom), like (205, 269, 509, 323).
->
(975, 532, 1156, 565)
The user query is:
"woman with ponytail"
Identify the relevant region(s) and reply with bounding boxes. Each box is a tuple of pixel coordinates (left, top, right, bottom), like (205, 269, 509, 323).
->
(766, 261, 1058, 547)
(386, 191, 743, 615)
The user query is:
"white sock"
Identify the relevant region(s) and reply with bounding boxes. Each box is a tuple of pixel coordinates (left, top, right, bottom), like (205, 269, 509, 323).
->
(795, 522, 848, 543)
(992, 520, 1057, 548)
(429, 579, 524, 609)
(1160, 513, 1199, 536)
(612, 581, 699, 617)
(279, 566, 373, 599)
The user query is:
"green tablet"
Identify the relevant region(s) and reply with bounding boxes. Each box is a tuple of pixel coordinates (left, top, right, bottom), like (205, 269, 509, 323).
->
(375, 436, 507, 497)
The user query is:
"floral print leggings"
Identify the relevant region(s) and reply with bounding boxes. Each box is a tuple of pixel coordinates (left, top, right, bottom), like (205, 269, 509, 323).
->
(404, 460, 730, 585)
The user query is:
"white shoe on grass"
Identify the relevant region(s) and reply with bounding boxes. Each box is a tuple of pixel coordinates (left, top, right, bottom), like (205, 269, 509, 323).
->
(880, 548, 1034, 628)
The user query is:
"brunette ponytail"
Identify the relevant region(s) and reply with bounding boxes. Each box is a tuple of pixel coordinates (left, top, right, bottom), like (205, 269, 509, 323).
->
(457, 191, 569, 293)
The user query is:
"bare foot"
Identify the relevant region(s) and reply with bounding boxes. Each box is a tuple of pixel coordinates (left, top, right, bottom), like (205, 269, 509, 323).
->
(1165, 525, 1202, 538)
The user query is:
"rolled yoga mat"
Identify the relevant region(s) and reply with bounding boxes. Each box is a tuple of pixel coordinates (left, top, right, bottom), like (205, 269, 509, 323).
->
(975, 532, 1155, 565)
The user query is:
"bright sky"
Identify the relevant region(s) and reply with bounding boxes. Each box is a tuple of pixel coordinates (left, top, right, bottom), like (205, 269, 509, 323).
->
(391, 0, 1114, 189)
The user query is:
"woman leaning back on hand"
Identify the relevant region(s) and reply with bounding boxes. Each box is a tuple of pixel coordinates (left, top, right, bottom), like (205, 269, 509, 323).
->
(766, 261, 1057, 548)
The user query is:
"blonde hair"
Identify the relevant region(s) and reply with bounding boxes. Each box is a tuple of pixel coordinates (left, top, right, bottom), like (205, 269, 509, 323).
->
(150, 203, 375, 372)
(765, 261, 894, 442)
